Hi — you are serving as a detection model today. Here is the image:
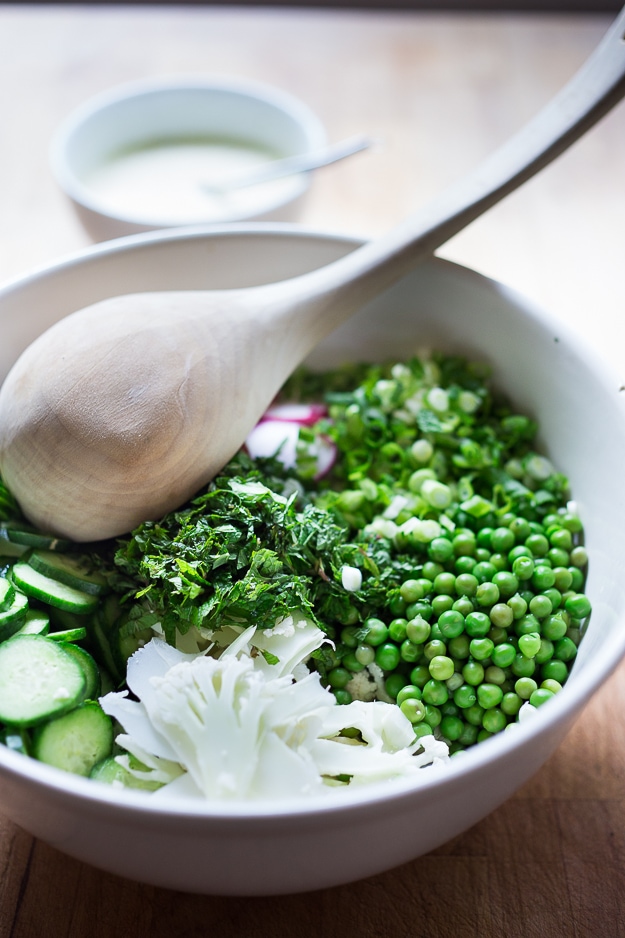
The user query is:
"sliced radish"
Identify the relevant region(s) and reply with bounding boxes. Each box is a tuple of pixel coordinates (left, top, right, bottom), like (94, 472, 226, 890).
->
(262, 403, 328, 425)
(246, 420, 337, 479)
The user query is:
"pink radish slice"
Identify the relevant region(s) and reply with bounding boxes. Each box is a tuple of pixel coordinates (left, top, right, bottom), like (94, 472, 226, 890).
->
(262, 403, 328, 425)
(246, 419, 336, 478)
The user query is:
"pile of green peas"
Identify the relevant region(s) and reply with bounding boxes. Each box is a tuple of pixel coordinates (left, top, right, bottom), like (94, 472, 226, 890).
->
(326, 510, 589, 752)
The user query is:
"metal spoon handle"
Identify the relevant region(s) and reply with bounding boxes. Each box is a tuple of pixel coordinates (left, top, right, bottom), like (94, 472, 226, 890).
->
(206, 134, 372, 192)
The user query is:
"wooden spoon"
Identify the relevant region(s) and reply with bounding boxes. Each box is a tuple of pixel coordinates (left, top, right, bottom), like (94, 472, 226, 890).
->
(1, 8, 625, 542)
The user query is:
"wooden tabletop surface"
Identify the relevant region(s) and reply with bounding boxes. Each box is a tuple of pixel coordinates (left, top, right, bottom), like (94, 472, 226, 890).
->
(0, 4, 624, 936)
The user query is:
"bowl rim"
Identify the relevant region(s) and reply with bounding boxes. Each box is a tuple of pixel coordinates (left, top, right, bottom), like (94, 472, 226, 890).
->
(0, 221, 623, 821)
(49, 75, 328, 228)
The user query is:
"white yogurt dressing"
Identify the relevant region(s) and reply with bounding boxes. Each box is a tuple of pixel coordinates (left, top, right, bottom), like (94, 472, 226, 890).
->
(81, 139, 301, 225)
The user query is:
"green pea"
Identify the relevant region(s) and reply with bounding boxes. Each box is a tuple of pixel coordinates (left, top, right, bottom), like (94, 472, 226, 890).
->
(453, 684, 477, 709)
(438, 610, 465, 639)
(476, 527, 494, 549)
(400, 579, 425, 604)
(481, 707, 507, 733)
(464, 704, 485, 726)
(473, 561, 497, 583)
(476, 582, 499, 607)
(445, 671, 464, 693)
(491, 642, 516, 668)
(568, 566, 585, 591)
(492, 571, 519, 598)
(406, 601, 433, 622)
(413, 723, 434, 739)
(396, 684, 422, 705)
(543, 587, 562, 610)
(400, 698, 427, 723)
(410, 665, 431, 688)
(491, 527, 515, 553)
(327, 667, 351, 689)
(484, 665, 507, 685)
(541, 659, 568, 683)
(363, 617, 388, 646)
(458, 722, 480, 747)
(388, 618, 408, 642)
(488, 625, 508, 645)
(469, 637, 494, 661)
(564, 593, 591, 619)
(454, 555, 477, 575)
(453, 531, 477, 557)
(534, 639, 554, 664)
(432, 594, 454, 617)
(462, 660, 485, 686)
(406, 616, 431, 644)
(333, 689, 352, 705)
(515, 613, 541, 636)
(423, 704, 442, 728)
(532, 565, 556, 591)
(428, 537, 454, 564)
(554, 636, 578, 662)
(552, 567, 573, 592)
(341, 651, 366, 673)
(512, 555, 535, 580)
(424, 639, 447, 660)
(388, 594, 407, 616)
(541, 678, 563, 695)
(452, 596, 475, 617)
(476, 683, 503, 709)
(422, 561, 444, 581)
(511, 653, 536, 678)
(501, 692, 523, 716)
(465, 611, 491, 637)
(489, 603, 514, 629)
(354, 644, 375, 666)
(529, 688, 554, 708)
(433, 572, 457, 596)
(525, 533, 549, 557)
(529, 594, 553, 619)
(384, 673, 408, 699)
(514, 677, 538, 699)
(422, 679, 449, 706)
(570, 546, 588, 568)
(508, 545, 532, 564)
(489, 553, 509, 572)
(441, 715, 464, 741)
(429, 655, 455, 681)
(547, 548, 570, 568)
(375, 643, 401, 671)
(507, 593, 528, 619)
(510, 517, 532, 542)
(542, 614, 568, 641)
(340, 626, 359, 648)
(447, 634, 471, 660)
(455, 573, 479, 597)
(518, 632, 541, 658)
(400, 639, 422, 663)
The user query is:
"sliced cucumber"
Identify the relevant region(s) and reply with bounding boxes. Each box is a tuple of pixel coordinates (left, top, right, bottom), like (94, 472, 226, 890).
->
(32, 701, 113, 776)
(11, 562, 99, 615)
(60, 642, 101, 700)
(1, 522, 70, 552)
(27, 550, 107, 597)
(90, 755, 162, 791)
(14, 609, 50, 637)
(0, 577, 15, 613)
(0, 590, 29, 642)
(0, 635, 86, 727)
(0, 728, 30, 756)
(48, 626, 88, 644)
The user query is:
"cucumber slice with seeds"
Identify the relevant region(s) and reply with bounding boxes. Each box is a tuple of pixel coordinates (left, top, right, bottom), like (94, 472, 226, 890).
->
(28, 551, 107, 596)
(11, 562, 99, 614)
(0, 635, 86, 727)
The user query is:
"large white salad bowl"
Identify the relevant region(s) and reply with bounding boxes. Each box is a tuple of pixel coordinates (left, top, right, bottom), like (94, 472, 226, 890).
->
(0, 225, 623, 896)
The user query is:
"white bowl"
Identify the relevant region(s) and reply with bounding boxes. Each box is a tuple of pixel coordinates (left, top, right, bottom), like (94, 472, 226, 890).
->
(50, 78, 327, 241)
(0, 225, 624, 895)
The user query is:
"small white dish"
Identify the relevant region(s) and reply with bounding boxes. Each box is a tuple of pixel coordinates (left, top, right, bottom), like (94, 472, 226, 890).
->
(50, 77, 327, 241)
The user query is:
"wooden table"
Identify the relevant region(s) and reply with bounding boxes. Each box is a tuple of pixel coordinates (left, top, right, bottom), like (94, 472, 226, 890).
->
(0, 5, 624, 935)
